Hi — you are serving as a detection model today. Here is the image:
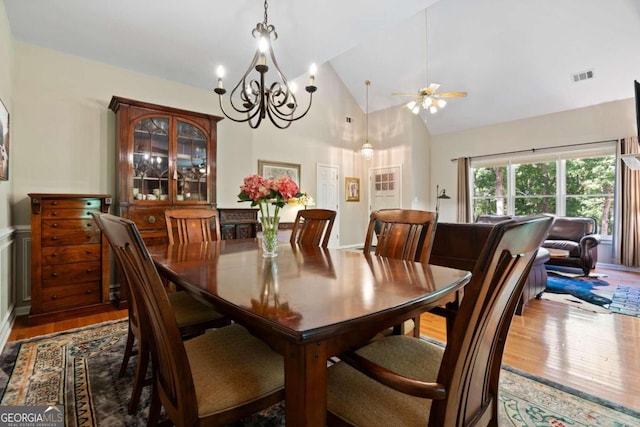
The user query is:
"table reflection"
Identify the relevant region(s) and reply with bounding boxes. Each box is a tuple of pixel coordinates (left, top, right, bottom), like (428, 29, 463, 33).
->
(250, 258, 303, 327)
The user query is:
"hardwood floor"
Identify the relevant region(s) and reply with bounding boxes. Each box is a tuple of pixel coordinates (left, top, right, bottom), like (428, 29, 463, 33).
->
(422, 265, 640, 413)
(6, 267, 640, 413)
(7, 308, 128, 341)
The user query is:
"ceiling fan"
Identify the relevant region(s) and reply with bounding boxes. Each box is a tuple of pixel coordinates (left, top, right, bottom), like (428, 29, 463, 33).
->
(393, 83, 467, 114)
(393, 9, 467, 115)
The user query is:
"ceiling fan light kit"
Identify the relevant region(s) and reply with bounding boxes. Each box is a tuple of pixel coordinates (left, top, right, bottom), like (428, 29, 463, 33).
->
(395, 10, 466, 116)
(213, 0, 317, 129)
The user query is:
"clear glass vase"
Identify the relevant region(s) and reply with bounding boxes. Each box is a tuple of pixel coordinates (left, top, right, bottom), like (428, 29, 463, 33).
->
(261, 216, 279, 258)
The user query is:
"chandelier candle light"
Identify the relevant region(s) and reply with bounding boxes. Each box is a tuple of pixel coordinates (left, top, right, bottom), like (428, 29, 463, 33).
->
(238, 174, 301, 257)
(214, 0, 317, 129)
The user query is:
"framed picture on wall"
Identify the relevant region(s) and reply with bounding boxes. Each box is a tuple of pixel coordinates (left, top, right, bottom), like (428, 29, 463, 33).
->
(258, 160, 301, 187)
(0, 98, 8, 181)
(345, 177, 360, 202)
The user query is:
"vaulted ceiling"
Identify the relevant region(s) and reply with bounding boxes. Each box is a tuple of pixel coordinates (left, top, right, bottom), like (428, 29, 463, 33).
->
(4, 0, 640, 135)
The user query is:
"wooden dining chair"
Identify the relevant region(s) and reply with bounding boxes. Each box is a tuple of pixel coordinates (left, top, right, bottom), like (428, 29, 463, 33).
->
(289, 208, 336, 247)
(327, 215, 553, 427)
(96, 213, 285, 426)
(164, 208, 221, 244)
(364, 209, 438, 336)
(92, 212, 228, 415)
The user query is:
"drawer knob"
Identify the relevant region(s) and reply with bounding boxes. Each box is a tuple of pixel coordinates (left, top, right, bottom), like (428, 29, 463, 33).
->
(86, 211, 91, 216)
(86, 202, 91, 206)
(51, 272, 58, 278)
(51, 253, 57, 257)
(85, 250, 92, 255)
(86, 223, 92, 227)
(51, 223, 59, 228)
(86, 289, 93, 294)
(52, 295, 57, 300)
(52, 201, 58, 206)
(51, 212, 58, 216)
(86, 268, 93, 273)
(51, 236, 58, 241)
(148, 215, 157, 224)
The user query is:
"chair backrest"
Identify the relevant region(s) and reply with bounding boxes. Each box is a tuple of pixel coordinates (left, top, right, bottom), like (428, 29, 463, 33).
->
(95, 213, 199, 425)
(289, 209, 336, 247)
(164, 208, 221, 244)
(363, 209, 438, 263)
(431, 215, 553, 426)
(91, 212, 145, 359)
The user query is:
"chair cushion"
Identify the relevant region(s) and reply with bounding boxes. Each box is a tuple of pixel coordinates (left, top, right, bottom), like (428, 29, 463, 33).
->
(168, 291, 225, 328)
(327, 335, 443, 426)
(186, 323, 284, 418)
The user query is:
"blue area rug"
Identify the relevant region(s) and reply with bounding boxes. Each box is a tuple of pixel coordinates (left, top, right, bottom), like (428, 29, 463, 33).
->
(545, 272, 612, 307)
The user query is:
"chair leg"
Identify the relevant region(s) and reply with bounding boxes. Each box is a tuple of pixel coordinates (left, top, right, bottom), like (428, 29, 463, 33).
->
(147, 382, 162, 427)
(412, 316, 421, 338)
(119, 326, 135, 378)
(128, 341, 149, 415)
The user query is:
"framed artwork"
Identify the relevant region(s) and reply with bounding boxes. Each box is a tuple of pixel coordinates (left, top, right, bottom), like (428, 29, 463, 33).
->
(345, 177, 360, 202)
(0, 98, 8, 181)
(258, 160, 301, 187)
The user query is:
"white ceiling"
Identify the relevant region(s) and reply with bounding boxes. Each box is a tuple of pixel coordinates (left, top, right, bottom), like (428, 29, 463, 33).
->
(4, 0, 640, 135)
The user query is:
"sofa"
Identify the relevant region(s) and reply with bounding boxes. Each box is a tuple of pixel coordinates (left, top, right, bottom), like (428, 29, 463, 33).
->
(476, 214, 601, 276)
(541, 216, 601, 275)
(430, 220, 541, 315)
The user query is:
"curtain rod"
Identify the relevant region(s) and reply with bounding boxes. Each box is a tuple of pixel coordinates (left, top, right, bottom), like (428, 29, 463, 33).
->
(450, 138, 618, 162)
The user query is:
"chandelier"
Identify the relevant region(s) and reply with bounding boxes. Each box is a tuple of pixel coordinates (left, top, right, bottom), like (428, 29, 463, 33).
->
(213, 0, 317, 129)
(361, 80, 373, 159)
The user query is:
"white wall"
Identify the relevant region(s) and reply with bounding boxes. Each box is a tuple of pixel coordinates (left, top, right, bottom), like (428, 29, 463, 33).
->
(431, 99, 636, 222)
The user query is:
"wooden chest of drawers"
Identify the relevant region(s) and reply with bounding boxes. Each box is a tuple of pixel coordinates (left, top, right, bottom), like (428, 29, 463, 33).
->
(29, 193, 112, 323)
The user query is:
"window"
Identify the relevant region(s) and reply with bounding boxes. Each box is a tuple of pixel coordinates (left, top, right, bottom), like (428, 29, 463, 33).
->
(471, 145, 616, 237)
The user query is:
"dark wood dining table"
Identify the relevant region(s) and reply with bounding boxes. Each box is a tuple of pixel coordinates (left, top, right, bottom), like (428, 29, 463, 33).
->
(147, 239, 471, 427)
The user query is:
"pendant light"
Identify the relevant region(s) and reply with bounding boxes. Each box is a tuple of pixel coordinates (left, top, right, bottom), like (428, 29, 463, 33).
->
(361, 80, 373, 160)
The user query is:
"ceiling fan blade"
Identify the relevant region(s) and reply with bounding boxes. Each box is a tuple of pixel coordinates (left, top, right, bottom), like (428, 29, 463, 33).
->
(437, 91, 468, 98)
(427, 82, 441, 91)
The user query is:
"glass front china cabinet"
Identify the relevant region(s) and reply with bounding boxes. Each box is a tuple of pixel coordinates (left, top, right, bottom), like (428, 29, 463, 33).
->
(109, 96, 222, 245)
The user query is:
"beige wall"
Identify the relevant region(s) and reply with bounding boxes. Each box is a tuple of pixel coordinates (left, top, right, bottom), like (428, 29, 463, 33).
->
(0, 1, 12, 227)
(0, 0, 15, 345)
(9, 43, 378, 244)
(431, 99, 636, 222)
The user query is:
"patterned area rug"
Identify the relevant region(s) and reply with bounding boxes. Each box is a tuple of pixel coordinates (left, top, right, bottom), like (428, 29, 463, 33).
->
(610, 285, 640, 318)
(1, 320, 639, 426)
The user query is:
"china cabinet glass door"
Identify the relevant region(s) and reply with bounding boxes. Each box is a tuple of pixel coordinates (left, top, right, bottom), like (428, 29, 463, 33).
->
(132, 118, 169, 201)
(176, 120, 208, 202)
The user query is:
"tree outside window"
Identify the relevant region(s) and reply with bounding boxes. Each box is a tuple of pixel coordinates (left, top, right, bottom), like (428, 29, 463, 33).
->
(471, 151, 615, 237)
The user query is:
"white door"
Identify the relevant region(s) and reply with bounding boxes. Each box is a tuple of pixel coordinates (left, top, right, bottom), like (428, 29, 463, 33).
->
(369, 165, 402, 214)
(316, 163, 340, 248)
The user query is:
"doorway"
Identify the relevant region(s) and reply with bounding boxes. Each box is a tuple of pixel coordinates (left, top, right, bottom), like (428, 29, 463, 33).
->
(368, 165, 402, 214)
(316, 163, 340, 248)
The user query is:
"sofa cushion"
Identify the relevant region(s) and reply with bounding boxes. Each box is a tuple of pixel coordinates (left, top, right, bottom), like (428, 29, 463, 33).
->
(546, 217, 596, 241)
(542, 239, 580, 257)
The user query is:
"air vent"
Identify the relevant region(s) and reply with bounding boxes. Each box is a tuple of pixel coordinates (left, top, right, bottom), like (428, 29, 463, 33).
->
(572, 69, 595, 83)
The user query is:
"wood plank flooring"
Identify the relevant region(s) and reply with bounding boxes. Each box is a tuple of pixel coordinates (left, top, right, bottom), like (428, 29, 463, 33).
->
(6, 266, 640, 413)
(421, 266, 640, 413)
